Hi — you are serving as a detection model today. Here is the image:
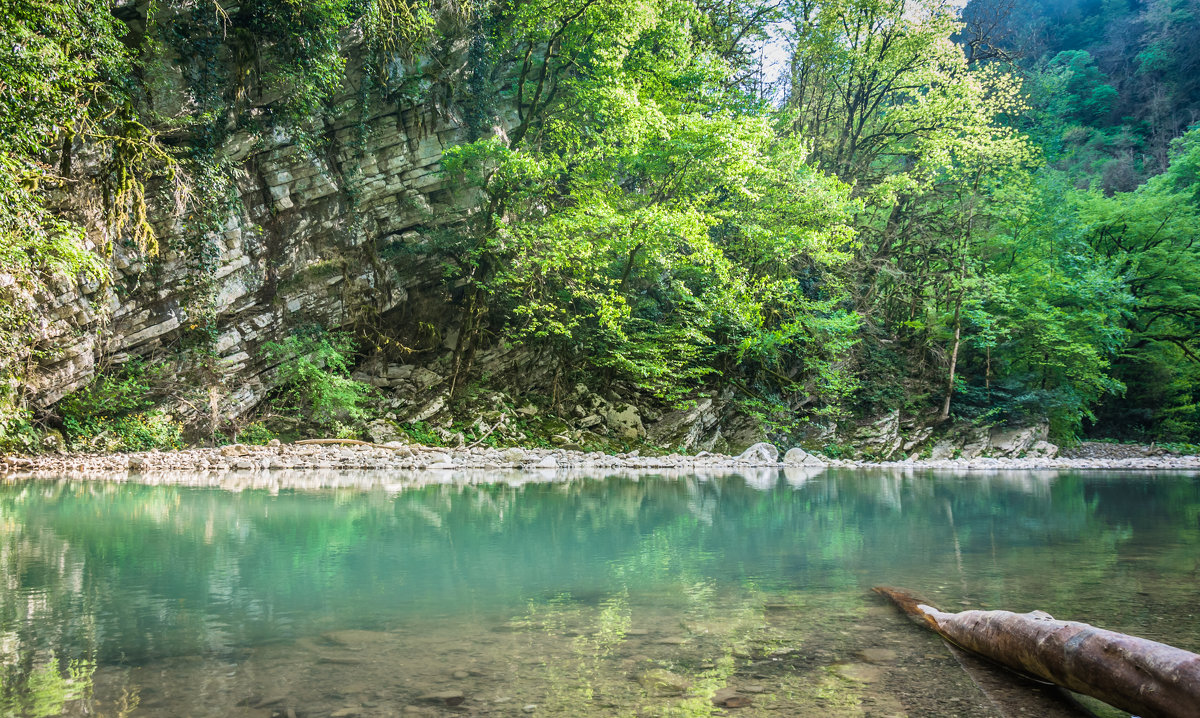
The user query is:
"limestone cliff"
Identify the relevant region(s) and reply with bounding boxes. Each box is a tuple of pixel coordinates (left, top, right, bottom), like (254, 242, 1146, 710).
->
(25, 8, 480, 428)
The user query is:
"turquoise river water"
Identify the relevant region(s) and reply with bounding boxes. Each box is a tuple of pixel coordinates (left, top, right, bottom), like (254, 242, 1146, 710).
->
(1, 467, 1198, 717)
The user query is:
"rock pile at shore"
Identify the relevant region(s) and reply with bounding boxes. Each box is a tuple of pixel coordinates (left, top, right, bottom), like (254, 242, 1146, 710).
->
(2, 440, 1198, 478)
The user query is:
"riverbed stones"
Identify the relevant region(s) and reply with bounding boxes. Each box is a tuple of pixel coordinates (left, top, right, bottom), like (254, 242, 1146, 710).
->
(712, 687, 752, 708)
(4, 438, 1200, 478)
(856, 648, 898, 663)
(834, 662, 884, 683)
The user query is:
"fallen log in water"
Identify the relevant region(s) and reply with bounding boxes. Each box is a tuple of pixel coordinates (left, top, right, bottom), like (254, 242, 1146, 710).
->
(944, 642, 1097, 717)
(874, 586, 1200, 718)
(295, 438, 400, 449)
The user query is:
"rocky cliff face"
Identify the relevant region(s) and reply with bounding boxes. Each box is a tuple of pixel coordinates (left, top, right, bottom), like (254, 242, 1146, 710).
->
(27, 24, 479, 427)
(12, 7, 1054, 458)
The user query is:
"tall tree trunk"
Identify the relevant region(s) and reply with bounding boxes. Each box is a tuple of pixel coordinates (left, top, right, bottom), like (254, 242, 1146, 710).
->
(940, 287, 963, 422)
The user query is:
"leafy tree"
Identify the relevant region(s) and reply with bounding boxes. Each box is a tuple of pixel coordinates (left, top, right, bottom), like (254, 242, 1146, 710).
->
(1077, 128, 1200, 439)
(781, 0, 1037, 421)
(438, 0, 858, 416)
(261, 329, 373, 429)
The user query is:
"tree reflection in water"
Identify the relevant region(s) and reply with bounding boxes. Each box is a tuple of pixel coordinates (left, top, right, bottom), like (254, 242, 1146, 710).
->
(0, 468, 1196, 716)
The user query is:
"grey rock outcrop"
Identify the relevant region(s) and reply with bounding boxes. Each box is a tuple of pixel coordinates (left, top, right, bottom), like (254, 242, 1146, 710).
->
(604, 404, 645, 441)
(13, 17, 493, 429)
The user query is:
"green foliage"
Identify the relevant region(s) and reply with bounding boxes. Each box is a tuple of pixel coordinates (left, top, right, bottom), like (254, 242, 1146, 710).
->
(0, 654, 95, 718)
(1074, 128, 1200, 440)
(235, 421, 277, 445)
(56, 361, 185, 452)
(239, 0, 355, 132)
(0, 408, 42, 454)
(399, 420, 440, 445)
(0, 0, 1196, 450)
(261, 328, 373, 428)
(438, 0, 858, 414)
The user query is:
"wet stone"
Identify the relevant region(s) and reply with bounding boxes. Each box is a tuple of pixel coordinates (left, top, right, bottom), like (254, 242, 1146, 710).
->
(637, 669, 689, 695)
(417, 690, 465, 706)
(834, 662, 885, 683)
(712, 687, 753, 708)
(857, 648, 899, 663)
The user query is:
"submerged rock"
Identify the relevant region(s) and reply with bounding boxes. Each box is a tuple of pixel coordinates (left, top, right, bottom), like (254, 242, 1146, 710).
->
(418, 690, 465, 706)
(637, 669, 689, 695)
(712, 687, 752, 708)
(856, 648, 898, 663)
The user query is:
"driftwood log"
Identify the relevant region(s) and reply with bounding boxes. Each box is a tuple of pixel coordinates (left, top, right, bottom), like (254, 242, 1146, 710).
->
(874, 586, 1200, 718)
(943, 642, 1095, 717)
(294, 438, 403, 449)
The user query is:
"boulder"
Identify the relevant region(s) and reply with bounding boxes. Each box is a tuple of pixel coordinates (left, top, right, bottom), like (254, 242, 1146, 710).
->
(605, 403, 645, 440)
(424, 451, 453, 465)
(1027, 440, 1059, 458)
(409, 367, 442, 389)
(221, 443, 250, 457)
(578, 414, 603, 429)
(365, 419, 400, 444)
(737, 442, 779, 464)
(986, 424, 1044, 457)
(851, 409, 902, 459)
(385, 363, 414, 380)
(783, 447, 826, 467)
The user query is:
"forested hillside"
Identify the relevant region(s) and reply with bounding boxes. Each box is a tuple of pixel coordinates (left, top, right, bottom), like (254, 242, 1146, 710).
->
(0, 0, 1196, 455)
(958, 0, 1200, 441)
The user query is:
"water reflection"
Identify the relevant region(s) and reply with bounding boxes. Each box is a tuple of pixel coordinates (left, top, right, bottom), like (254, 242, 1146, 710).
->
(1, 468, 1197, 716)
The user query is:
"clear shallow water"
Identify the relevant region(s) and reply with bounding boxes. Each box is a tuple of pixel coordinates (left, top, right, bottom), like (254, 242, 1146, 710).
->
(1, 468, 1198, 717)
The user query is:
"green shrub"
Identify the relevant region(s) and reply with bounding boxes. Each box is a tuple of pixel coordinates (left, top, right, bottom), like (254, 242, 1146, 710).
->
(399, 420, 439, 445)
(0, 408, 42, 453)
(236, 421, 276, 445)
(56, 361, 183, 452)
(62, 411, 184, 452)
(261, 328, 373, 428)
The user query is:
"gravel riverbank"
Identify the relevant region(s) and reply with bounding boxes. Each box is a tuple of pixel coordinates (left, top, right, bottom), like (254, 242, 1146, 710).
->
(3, 441, 1199, 478)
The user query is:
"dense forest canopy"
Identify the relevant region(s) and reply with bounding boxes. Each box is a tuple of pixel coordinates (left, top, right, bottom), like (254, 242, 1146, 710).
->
(0, 0, 1197, 450)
